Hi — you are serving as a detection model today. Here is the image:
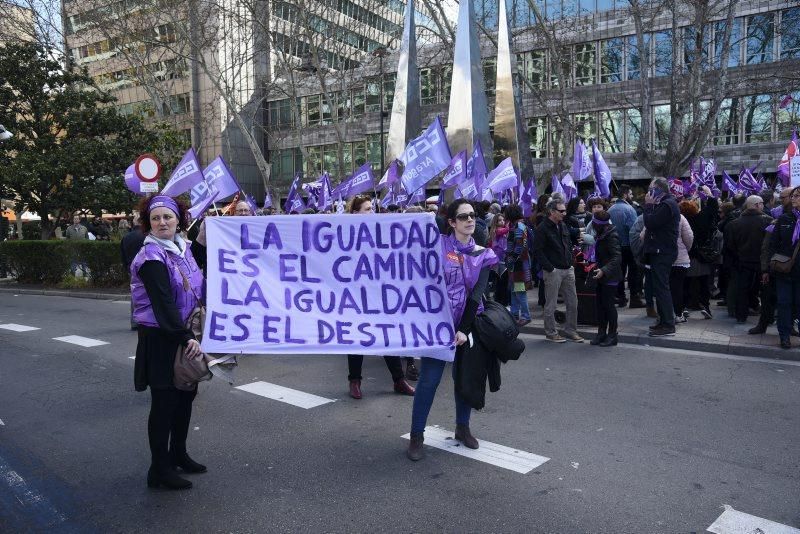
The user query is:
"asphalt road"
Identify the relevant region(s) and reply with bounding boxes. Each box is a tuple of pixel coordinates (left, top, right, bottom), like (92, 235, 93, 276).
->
(0, 294, 798, 533)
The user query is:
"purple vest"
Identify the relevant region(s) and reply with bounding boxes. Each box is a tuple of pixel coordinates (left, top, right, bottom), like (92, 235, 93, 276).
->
(130, 242, 204, 327)
(441, 234, 498, 326)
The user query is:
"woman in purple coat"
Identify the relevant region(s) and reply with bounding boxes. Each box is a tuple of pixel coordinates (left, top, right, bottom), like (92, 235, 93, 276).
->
(406, 199, 498, 461)
(130, 195, 205, 490)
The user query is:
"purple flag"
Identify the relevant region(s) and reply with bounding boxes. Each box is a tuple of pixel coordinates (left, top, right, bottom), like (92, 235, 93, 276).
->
(722, 171, 742, 195)
(408, 185, 426, 205)
(161, 148, 203, 197)
(302, 181, 319, 208)
(244, 193, 258, 214)
(189, 156, 240, 211)
(377, 160, 401, 191)
(188, 190, 220, 220)
(519, 176, 536, 217)
(318, 173, 333, 211)
(399, 116, 452, 195)
(441, 150, 467, 189)
(380, 187, 395, 209)
(332, 162, 376, 200)
(456, 178, 479, 200)
(591, 140, 612, 199)
(551, 174, 564, 196)
(777, 129, 798, 186)
(436, 188, 445, 207)
(779, 94, 795, 109)
(123, 163, 146, 196)
(571, 140, 593, 182)
(466, 140, 488, 181)
(284, 174, 306, 214)
(561, 173, 577, 202)
(264, 190, 273, 209)
(738, 165, 763, 194)
(486, 157, 519, 194)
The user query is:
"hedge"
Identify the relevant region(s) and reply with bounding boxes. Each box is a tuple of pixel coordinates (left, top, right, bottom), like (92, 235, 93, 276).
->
(0, 240, 128, 287)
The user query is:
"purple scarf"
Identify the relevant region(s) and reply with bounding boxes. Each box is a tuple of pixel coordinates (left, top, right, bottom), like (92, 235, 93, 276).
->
(441, 233, 498, 326)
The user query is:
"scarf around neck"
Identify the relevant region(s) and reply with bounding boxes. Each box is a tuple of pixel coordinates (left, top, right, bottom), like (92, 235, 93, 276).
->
(145, 234, 187, 258)
(792, 209, 800, 245)
(446, 233, 476, 254)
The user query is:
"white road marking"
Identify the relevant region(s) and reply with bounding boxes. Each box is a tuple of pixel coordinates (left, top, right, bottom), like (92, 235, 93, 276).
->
(128, 356, 136, 360)
(52, 335, 109, 347)
(0, 419, 4, 426)
(401, 426, 550, 474)
(0, 454, 67, 526)
(0, 323, 40, 332)
(235, 381, 336, 409)
(707, 505, 800, 533)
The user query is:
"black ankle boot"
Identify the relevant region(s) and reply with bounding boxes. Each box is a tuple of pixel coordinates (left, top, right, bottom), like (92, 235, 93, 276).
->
(147, 467, 192, 490)
(171, 452, 207, 474)
(454, 424, 479, 449)
(599, 334, 618, 346)
(407, 432, 424, 461)
(590, 333, 607, 345)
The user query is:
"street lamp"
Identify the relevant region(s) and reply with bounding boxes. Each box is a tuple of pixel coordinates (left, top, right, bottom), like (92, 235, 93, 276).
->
(372, 46, 389, 173)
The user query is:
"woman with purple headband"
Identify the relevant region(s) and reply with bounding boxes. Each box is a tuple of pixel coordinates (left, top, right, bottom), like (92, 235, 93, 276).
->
(130, 194, 206, 490)
(586, 210, 622, 347)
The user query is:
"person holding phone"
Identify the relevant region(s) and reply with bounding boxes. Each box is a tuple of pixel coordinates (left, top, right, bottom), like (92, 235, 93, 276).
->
(587, 210, 622, 346)
(643, 178, 680, 337)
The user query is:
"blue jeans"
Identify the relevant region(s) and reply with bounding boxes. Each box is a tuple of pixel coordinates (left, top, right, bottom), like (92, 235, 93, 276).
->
(510, 291, 531, 321)
(775, 278, 800, 340)
(410, 355, 471, 434)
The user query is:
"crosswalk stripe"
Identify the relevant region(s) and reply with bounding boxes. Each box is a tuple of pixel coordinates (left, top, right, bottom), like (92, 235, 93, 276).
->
(0, 323, 40, 332)
(402, 426, 550, 474)
(707, 505, 800, 533)
(52, 335, 109, 348)
(235, 381, 336, 409)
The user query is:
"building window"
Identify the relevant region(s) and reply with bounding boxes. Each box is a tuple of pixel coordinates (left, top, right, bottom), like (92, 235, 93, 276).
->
(350, 88, 365, 119)
(528, 117, 547, 159)
(483, 58, 497, 97)
(574, 43, 596, 86)
(600, 39, 623, 84)
(683, 25, 711, 73)
(573, 113, 597, 142)
(519, 50, 546, 91)
(306, 94, 321, 126)
(304, 145, 322, 176)
(625, 109, 641, 151)
(777, 91, 800, 140)
(653, 31, 673, 77)
(713, 98, 739, 146)
(268, 99, 293, 128)
(365, 79, 381, 113)
(780, 8, 800, 59)
(383, 77, 395, 110)
(441, 65, 452, 99)
(746, 13, 775, 65)
(323, 144, 338, 173)
(743, 94, 772, 143)
(626, 35, 648, 81)
(321, 94, 334, 125)
(713, 18, 742, 68)
(653, 104, 671, 149)
(600, 110, 623, 153)
(420, 68, 439, 105)
(354, 139, 368, 168)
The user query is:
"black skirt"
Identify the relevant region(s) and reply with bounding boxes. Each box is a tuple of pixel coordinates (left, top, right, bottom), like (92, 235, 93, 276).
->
(135, 326, 181, 391)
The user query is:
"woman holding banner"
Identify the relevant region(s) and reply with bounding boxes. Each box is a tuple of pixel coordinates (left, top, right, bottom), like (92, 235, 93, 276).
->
(407, 199, 498, 461)
(345, 194, 416, 399)
(131, 194, 206, 490)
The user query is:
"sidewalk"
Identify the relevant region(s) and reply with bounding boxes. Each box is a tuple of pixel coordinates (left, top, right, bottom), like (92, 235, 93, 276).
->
(519, 296, 800, 362)
(1, 279, 796, 362)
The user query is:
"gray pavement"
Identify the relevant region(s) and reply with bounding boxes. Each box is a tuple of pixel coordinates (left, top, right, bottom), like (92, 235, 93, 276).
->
(0, 293, 798, 533)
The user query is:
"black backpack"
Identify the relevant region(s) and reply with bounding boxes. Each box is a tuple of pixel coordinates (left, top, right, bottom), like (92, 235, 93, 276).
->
(474, 300, 524, 362)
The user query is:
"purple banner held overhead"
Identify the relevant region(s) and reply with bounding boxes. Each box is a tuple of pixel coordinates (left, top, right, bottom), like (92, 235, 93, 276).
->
(264, 190, 273, 209)
(399, 117, 452, 195)
(284, 174, 306, 214)
(377, 160, 401, 191)
(332, 162, 376, 200)
(161, 148, 204, 197)
(188, 190, 220, 220)
(486, 157, 519, 194)
(441, 150, 467, 189)
(591, 140, 612, 199)
(551, 175, 564, 197)
(571, 140, 593, 182)
(561, 173, 577, 202)
(190, 156, 240, 210)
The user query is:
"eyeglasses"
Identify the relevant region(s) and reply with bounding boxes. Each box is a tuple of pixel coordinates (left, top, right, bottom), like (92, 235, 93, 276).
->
(455, 212, 476, 221)
(557, 209, 567, 213)
(792, 192, 800, 199)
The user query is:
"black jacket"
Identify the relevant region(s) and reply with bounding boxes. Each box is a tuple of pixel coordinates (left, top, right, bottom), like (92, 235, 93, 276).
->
(594, 227, 622, 283)
(533, 217, 573, 271)
(724, 209, 771, 267)
(768, 211, 800, 279)
(120, 226, 145, 270)
(643, 195, 680, 257)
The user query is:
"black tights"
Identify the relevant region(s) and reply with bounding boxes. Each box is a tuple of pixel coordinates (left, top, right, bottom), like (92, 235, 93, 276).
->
(595, 284, 618, 336)
(148, 387, 197, 472)
(348, 355, 404, 382)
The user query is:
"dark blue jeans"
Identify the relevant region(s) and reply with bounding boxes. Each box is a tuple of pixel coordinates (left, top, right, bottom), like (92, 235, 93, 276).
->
(775, 277, 800, 340)
(410, 355, 471, 434)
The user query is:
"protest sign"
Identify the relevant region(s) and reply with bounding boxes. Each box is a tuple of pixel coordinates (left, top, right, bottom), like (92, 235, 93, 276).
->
(201, 214, 456, 361)
(791, 156, 800, 187)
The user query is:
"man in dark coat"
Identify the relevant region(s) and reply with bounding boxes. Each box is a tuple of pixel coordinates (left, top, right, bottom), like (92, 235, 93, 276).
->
(643, 177, 680, 336)
(726, 195, 772, 323)
(121, 214, 146, 330)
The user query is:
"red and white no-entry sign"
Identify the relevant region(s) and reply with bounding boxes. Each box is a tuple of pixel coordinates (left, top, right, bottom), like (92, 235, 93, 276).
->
(135, 154, 162, 182)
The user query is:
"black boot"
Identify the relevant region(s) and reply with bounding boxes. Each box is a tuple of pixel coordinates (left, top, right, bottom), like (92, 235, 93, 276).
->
(599, 333, 618, 347)
(407, 432, 424, 461)
(454, 424, 479, 449)
(748, 323, 767, 335)
(147, 466, 192, 490)
(171, 451, 207, 474)
(590, 332, 607, 345)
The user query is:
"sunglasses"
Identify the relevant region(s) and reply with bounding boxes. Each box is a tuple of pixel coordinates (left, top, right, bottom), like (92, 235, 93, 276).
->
(455, 212, 476, 221)
(557, 209, 567, 213)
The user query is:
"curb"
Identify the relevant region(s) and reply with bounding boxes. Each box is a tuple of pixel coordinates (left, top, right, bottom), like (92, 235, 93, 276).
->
(520, 325, 800, 363)
(0, 287, 130, 302)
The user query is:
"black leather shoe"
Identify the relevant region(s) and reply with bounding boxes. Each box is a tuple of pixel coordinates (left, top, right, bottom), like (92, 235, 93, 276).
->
(147, 467, 192, 490)
(780, 338, 791, 349)
(748, 324, 767, 335)
(590, 333, 606, 346)
(172, 453, 207, 474)
(405, 360, 419, 381)
(599, 334, 618, 347)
